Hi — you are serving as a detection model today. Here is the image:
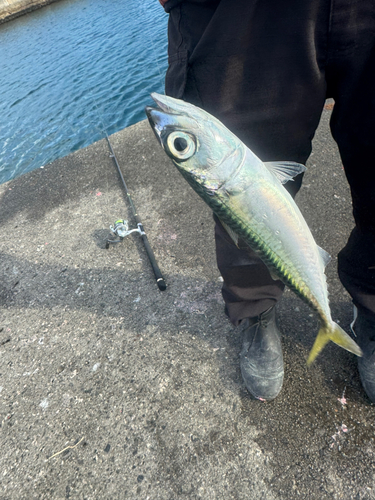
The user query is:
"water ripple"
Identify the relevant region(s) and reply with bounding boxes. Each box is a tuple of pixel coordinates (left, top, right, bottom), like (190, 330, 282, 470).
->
(0, 0, 168, 183)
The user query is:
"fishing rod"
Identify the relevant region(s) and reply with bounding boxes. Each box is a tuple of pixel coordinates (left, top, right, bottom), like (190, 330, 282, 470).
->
(56, 111, 166, 292)
(104, 133, 166, 291)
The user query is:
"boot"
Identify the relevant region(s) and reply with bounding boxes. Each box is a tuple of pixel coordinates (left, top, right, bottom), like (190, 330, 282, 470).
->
(351, 305, 375, 403)
(240, 306, 284, 400)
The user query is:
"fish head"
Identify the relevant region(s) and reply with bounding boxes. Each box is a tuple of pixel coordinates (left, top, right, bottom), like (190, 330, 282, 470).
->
(145, 93, 245, 196)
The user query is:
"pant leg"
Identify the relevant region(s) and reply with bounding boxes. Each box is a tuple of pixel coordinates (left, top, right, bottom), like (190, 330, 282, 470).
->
(165, 0, 330, 323)
(326, 1, 375, 314)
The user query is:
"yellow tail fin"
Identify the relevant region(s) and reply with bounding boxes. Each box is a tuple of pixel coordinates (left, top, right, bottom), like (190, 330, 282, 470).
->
(307, 322, 363, 366)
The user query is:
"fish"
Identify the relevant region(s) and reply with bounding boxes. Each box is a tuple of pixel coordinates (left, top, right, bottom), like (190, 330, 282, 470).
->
(145, 92, 362, 364)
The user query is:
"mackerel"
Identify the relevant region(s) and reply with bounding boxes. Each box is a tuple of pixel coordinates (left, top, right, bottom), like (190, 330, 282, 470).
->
(146, 93, 362, 364)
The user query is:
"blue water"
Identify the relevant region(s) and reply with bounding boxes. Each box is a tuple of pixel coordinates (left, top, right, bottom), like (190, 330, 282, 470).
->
(0, 0, 168, 184)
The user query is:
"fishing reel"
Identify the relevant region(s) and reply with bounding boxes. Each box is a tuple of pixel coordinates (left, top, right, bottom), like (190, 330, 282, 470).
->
(105, 219, 145, 249)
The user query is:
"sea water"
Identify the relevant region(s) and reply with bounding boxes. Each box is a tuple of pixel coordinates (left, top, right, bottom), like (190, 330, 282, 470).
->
(0, 0, 168, 184)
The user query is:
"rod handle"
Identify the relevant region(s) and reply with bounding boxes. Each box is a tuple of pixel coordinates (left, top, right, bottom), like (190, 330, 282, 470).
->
(140, 229, 167, 291)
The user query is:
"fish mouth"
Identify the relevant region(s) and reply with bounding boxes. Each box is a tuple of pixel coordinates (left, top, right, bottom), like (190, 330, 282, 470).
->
(145, 93, 186, 145)
(145, 105, 164, 144)
(145, 93, 181, 125)
(149, 92, 187, 114)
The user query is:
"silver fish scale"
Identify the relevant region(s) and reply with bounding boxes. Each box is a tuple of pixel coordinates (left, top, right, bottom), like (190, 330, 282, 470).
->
(210, 183, 331, 325)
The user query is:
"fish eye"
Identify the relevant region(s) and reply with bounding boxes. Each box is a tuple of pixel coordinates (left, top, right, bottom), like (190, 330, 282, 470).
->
(166, 131, 196, 160)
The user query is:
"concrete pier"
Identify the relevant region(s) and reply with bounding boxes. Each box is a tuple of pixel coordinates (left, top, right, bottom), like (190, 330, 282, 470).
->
(1, 110, 374, 499)
(0, 0, 61, 23)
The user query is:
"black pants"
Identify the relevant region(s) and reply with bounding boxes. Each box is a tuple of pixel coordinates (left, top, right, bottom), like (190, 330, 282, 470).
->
(164, 0, 375, 324)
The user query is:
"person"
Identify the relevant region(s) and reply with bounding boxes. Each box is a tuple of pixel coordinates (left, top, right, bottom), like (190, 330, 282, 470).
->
(158, 0, 375, 401)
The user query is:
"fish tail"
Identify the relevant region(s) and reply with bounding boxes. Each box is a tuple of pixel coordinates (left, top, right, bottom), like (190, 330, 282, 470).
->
(307, 321, 363, 366)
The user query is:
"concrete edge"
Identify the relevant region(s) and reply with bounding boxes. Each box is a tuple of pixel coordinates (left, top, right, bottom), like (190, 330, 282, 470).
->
(0, 0, 62, 24)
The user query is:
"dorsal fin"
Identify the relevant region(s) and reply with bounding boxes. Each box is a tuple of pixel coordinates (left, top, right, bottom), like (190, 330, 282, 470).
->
(264, 161, 306, 184)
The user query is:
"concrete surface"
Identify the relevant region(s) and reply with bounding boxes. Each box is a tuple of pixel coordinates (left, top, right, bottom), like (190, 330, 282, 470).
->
(0, 0, 62, 23)
(0, 106, 374, 500)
